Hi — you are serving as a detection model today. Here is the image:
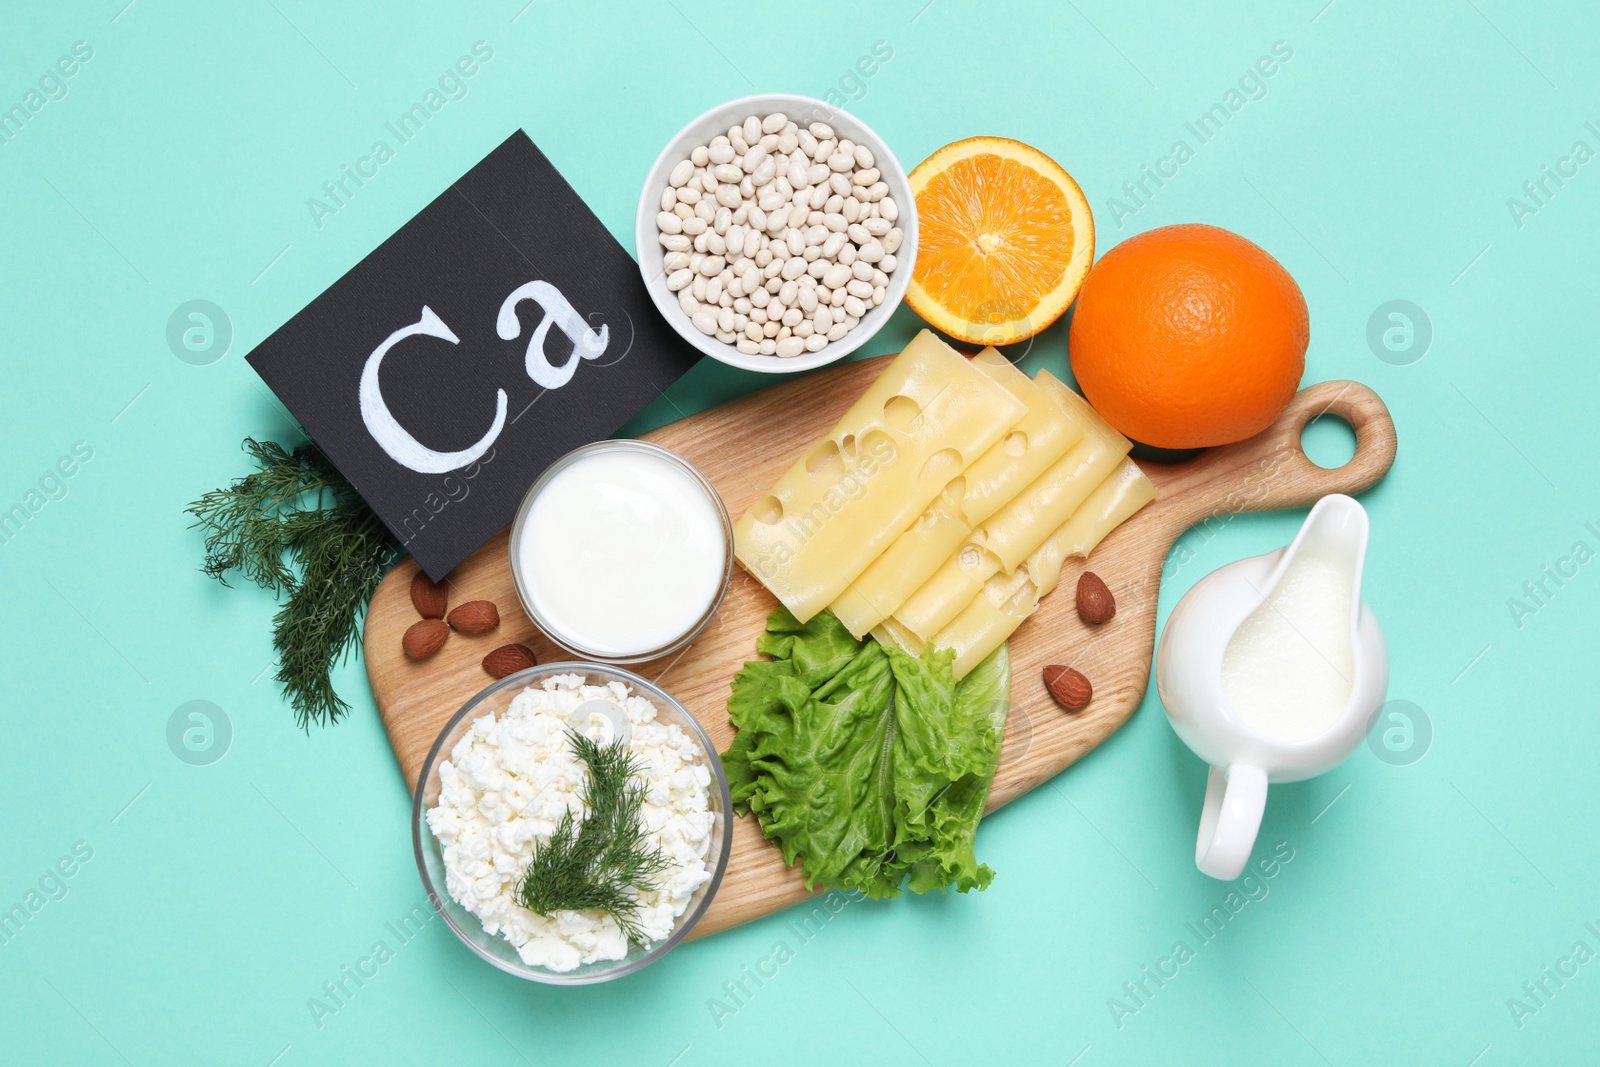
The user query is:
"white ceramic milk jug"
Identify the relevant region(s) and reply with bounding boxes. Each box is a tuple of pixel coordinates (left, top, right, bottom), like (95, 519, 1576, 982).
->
(1156, 494, 1387, 879)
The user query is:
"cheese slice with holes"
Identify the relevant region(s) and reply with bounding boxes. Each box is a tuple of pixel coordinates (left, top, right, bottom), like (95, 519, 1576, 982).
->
(827, 349, 1085, 637)
(733, 331, 1027, 622)
(968, 372, 1132, 573)
(890, 374, 1128, 640)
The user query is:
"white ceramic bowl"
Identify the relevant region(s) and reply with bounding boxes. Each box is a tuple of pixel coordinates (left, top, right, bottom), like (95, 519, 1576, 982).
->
(636, 93, 918, 374)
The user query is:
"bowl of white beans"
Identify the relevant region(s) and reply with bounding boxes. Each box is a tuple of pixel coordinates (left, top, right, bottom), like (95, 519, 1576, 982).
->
(636, 93, 917, 374)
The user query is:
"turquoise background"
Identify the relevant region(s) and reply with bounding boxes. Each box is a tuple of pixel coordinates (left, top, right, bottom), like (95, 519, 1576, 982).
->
(2, 0, 1595, 1063)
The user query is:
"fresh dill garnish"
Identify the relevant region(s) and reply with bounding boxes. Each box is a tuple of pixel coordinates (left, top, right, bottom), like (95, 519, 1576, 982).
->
(515, 730, 672, 944)
(187, 437, 398, 730)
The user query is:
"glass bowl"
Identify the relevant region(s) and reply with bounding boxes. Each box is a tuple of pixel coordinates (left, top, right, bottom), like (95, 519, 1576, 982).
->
(411, 662, 734, 984)
(507, 439, 734, 664)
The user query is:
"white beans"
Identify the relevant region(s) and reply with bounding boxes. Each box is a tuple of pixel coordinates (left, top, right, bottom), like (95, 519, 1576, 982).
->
(654, 114, 902, 358)
(821, 263, 852, 290)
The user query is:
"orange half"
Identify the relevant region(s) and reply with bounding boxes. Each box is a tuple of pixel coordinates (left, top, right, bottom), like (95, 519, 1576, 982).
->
(905, 137, 1094, 346)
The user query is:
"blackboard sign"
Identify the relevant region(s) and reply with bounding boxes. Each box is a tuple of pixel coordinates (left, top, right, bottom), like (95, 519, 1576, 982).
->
(248, 131, 699, 579)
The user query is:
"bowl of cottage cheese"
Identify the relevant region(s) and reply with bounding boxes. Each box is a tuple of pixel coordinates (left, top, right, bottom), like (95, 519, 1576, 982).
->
(413, 664, 733, 983)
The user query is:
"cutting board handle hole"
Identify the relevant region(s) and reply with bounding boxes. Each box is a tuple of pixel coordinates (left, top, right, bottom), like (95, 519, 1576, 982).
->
(1300, 412, 1357, 470)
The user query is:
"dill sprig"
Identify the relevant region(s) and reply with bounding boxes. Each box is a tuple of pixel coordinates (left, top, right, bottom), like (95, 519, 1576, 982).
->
(516, 730, 672, 944)
(187, 437, 398, 730)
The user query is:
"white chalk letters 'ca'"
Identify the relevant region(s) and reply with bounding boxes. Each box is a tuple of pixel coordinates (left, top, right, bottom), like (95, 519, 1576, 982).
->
(360, 285, 609, 474)
(497, 281, 609, 389)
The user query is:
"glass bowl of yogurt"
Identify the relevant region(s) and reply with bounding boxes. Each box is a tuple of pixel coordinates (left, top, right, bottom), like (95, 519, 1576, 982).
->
(412, 663, 734, 984)
(509, 440, 733, 663)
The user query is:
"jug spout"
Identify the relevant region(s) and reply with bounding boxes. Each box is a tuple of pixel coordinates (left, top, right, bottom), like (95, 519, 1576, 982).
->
(1221, 494, 1371, 749)
(1282, 493, 1370, 598)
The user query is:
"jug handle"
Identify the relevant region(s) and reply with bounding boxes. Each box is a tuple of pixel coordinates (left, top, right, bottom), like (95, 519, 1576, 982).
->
(1196, 764, 1267, 880)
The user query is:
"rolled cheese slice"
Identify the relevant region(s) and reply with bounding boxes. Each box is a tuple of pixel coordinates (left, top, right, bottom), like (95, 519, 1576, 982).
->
(1022, 458, 1155, 597)
(893, 541, 1004, 642)
(933, 457, 1157, 677)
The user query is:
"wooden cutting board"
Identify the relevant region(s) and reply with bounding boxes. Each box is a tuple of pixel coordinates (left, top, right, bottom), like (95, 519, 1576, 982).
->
(364, 355, 1396, 938)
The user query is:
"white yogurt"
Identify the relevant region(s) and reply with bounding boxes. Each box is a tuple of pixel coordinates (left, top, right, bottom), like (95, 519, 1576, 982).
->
(514, 446, 727, 657)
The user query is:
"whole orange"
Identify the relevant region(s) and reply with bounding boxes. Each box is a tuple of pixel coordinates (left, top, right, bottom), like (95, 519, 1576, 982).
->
(1068, 223, 1308, 449)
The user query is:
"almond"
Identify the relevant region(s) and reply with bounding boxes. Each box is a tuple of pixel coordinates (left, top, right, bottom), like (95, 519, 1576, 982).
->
(1076, 571, 1116, 626)
(402, 618, 449, 660)
(409, 570, 449, 619)
(482, 643, 538, 679)
(1043, 664, 1092, 711)
(447, 600, 500, 635)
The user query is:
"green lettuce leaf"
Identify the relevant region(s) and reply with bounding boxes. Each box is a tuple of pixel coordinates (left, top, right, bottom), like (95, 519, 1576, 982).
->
(723, 609, 1010, 899)
(890, 643, 1008, 894)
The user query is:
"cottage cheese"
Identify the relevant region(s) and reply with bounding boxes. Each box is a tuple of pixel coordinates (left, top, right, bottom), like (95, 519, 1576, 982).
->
(425, 674, 715, 972)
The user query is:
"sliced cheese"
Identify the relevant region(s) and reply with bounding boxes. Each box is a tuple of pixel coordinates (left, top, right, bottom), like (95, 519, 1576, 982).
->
(890, 374, 1132, 640)
(1022, 458, 1155, 596)
(960, 351, 1088, 526)
(733, 330, 1027, 622)
(968, 372, 1131, 573)
(893, 542, 1004, 641)
(935, 568, 1038, 678)
(870, 617, 923, 657)
(935, 459, 1156, 677)
(828, 474, 972, 637)
(827, 349, 1085, 637)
